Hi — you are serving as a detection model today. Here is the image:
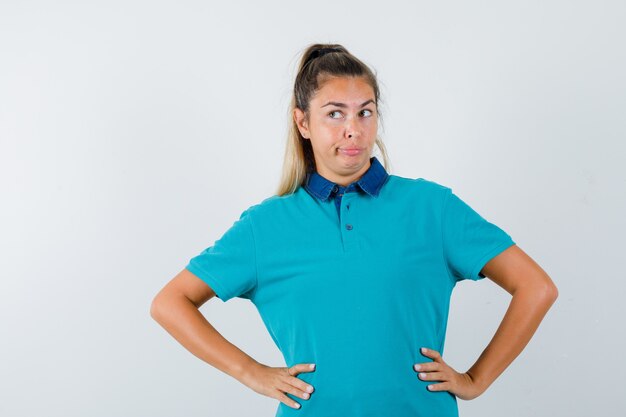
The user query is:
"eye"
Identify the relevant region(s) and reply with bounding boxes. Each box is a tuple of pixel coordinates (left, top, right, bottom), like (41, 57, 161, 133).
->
(328, 110, 343, 119)
(360, 109, 374, 117)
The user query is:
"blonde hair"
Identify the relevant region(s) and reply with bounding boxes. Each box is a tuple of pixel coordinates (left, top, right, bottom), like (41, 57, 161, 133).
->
(275, 43, 391, 196)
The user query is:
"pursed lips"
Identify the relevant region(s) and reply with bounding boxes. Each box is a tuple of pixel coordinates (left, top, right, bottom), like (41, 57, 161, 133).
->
(338, 147, 363, 156)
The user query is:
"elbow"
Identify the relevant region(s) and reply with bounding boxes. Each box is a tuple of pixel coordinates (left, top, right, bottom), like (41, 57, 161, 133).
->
(150, 294, 165, 322)
(518, 274, 558, 305)
(538, 278, 559, 306)
(547, 282, 559, 303)
(150, 291, 196, 323)
(543, 271, 559, 302)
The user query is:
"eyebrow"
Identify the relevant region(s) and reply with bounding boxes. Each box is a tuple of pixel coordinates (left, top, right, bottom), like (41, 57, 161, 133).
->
(321, 99, 376, 108)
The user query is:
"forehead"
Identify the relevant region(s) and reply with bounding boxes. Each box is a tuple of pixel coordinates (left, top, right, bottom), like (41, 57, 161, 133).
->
(311, 76, 375, 104)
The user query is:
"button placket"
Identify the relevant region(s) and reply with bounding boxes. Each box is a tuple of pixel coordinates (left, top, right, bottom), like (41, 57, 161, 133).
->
(340, 193, 358, 253)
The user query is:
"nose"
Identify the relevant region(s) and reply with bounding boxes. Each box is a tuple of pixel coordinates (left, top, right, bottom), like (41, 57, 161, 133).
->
(345, 117, 360, 140)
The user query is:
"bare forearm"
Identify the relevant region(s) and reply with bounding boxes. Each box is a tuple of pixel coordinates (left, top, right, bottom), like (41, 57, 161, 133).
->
(151, 294, 258, 383)
(466, 284, 557, 392)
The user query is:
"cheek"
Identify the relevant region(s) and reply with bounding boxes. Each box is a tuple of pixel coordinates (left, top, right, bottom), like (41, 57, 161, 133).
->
(310, 129, 340, 151)
(314, 123, 342, 140)
(362, 119, 378, 136)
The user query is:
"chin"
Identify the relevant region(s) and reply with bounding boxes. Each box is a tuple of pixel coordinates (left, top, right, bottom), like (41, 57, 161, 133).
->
(337, 155, 368, 169)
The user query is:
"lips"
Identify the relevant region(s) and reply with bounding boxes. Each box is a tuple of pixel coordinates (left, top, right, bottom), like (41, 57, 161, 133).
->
(338, 148, 363, 156)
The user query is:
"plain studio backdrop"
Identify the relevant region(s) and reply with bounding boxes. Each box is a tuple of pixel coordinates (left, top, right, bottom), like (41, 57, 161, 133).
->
(1, 1, 624, 416)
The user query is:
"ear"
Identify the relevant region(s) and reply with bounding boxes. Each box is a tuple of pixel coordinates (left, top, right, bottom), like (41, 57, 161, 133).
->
(293, 108, 310, 139)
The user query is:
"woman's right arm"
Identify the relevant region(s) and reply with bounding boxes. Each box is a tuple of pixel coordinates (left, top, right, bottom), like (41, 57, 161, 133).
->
(149, 268, 315, 409)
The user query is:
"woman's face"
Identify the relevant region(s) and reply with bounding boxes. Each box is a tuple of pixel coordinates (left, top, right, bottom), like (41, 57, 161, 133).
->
(294, 76, 378, 186)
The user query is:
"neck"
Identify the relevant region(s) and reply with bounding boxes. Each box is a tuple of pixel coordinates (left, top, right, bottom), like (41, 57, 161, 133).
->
(320, 159, 371, 187)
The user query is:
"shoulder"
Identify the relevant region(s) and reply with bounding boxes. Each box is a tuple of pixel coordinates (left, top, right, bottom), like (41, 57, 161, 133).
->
(238, 188, 304, 220)
(385, 174, 452, 197)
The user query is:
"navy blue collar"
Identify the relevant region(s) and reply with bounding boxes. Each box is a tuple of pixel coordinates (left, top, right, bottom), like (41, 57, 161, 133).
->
(303, 156, 389, 201)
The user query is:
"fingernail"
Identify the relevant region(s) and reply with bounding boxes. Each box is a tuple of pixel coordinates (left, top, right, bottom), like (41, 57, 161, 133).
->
(310, 364, 315, 369)
(294, 402, 300, 408)
(414, 364, 421, 371)
(427, 385, 433, 390)
(421, 347, 428, 354)
(307, 385, 314, 393)
(419, 373, 426, 379)
(303, 393, 309, 399)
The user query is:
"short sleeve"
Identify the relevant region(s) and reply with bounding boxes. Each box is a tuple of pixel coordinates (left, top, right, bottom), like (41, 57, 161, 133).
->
(442, 188, 515, 282)
(185, 208, 258, 302)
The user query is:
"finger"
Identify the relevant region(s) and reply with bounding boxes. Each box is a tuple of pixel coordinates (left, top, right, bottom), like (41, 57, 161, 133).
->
(277, 380, 312, 401)
(282, 366, 315, 397)
(288, 376, 315, 395)
(288, 363, 316, 376)
(420, 347, 443, 362)
(275, 390, 302, 409)
(426, 381, 451, 392)
(417, 371, 447, 382)
(414, 361, 440, 372)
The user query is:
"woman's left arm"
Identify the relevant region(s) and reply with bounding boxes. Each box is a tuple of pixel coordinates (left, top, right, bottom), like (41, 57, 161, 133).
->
(415, 244, 558, 400)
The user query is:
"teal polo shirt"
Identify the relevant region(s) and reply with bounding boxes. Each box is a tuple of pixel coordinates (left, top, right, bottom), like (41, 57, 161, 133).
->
(185, 157, 515, 417)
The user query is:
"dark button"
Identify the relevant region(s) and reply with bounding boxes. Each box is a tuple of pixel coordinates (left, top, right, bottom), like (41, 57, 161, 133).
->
(347, 204, 350, 210)
(345, 224, 353, 230)
(332, 185, 338, 192)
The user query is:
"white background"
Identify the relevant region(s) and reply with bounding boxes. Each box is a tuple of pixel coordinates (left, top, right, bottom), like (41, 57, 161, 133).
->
(1, 1, 624, 416)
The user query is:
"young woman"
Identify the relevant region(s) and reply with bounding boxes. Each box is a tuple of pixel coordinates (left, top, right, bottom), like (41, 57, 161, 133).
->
(150, 43, 558, 417)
